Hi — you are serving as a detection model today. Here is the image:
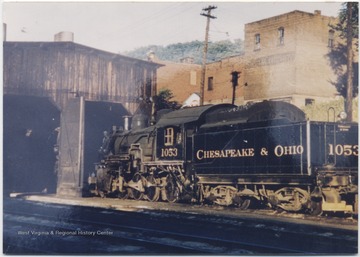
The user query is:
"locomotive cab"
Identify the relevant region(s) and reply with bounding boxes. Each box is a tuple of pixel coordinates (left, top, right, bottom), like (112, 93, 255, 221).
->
(156, 125, 183, 161)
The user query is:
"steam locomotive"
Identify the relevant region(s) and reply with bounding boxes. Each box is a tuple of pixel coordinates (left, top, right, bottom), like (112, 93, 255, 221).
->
(88, 101, 358, 215)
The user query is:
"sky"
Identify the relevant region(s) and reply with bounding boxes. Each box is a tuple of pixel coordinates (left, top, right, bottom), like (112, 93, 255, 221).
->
(2, 1, 344, 54)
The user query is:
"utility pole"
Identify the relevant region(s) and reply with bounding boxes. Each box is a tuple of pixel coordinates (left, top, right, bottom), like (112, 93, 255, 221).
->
(345, 2, 353, 122)
(200, 5, 217, 105)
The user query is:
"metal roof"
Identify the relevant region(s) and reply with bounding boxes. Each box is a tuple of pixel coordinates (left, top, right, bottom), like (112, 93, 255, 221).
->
(4, 41, 163, 68)
(200, 100, 306, 129)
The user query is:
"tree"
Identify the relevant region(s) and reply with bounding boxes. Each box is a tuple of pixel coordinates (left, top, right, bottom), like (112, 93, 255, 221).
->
(135, 89, 180, 123)
(153, 88, 181, 111)
(207, 39, 244, 61)
(327, 2, 358, 100)
(122, 39, 244, 64)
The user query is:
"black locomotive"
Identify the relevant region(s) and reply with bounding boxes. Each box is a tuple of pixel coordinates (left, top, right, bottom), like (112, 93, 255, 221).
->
(88, 101, 358, 215)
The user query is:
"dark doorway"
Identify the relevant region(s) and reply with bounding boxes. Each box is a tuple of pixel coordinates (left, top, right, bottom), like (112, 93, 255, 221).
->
(83, 101, 128, 194)
(3, 95, 60, 195)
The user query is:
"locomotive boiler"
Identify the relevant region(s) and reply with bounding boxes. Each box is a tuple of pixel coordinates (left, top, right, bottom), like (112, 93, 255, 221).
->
(88, 101, 358, 215)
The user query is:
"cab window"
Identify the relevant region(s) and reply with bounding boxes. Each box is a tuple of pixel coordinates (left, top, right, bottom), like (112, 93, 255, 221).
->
(164, 127, 174, 146)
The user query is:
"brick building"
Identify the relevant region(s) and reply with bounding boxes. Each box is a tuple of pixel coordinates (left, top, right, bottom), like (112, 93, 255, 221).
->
(154, 55, 201, 105)
(203, 55, 245, 105)
(243, 10, 338, 107)
(157, 10, 343, 108)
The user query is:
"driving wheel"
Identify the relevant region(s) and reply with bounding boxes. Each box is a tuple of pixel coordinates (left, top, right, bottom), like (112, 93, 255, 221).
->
(165, 175, 180, 203)
(145, 175, 160, 202)
(129, 173, 144, 200)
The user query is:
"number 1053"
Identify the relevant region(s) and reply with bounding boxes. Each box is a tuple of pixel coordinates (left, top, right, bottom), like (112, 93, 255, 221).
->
(328, 144, 358, 156)
(161, 148, 178, 157)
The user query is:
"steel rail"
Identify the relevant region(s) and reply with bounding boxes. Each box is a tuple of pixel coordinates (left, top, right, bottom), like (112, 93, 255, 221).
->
(4, 209, 308, 254)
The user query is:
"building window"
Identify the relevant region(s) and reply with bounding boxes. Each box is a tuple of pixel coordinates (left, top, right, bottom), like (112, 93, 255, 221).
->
(254, 34, 261, 50)
(207, 77, 214, 91)
(278, 27, 285, 45)
(164, 127, 174, 146)
(305, 98, 315, 106)
(328, 30, 334, 48)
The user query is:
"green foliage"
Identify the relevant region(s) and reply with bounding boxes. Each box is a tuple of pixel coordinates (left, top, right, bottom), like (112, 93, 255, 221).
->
(153, 88, 180, 111)
(122, 39, 244, 64)
(333, 2, 359, 39)
(302, 98, 358, 122)
(327, 2, 359, 98)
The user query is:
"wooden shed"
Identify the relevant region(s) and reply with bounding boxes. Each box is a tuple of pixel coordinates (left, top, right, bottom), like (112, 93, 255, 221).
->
(3, 41, 161, 114)
(3, 41, 162, 196)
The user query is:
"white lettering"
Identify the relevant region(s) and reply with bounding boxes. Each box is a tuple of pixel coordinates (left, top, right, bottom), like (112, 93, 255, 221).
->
(195, 148, 255, 160)
(274, 145, 304, 157)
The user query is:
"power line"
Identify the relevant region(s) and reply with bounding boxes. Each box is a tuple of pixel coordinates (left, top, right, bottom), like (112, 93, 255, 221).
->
(115, 3, 206, 51)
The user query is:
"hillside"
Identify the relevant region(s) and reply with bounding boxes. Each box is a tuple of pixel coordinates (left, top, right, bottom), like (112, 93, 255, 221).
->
(121, 39, 244, 64)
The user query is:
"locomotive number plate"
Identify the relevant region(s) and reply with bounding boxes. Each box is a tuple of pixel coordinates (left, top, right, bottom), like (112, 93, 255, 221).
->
(161, 148, 178, 157)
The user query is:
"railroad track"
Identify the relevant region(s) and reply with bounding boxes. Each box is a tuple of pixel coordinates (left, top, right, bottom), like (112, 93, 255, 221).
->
(4, 209, 301, 254)
(3, 199, 358, 254)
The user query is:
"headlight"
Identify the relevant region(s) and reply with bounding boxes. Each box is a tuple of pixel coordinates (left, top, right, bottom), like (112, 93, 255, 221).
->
(338, 111, 347, 121)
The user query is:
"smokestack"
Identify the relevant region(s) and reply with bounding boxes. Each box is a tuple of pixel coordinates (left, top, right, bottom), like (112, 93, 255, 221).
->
(54, 31, 74, 42)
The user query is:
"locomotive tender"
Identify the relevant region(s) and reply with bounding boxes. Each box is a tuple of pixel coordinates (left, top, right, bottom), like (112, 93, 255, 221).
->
(88, 101, 358, 215)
